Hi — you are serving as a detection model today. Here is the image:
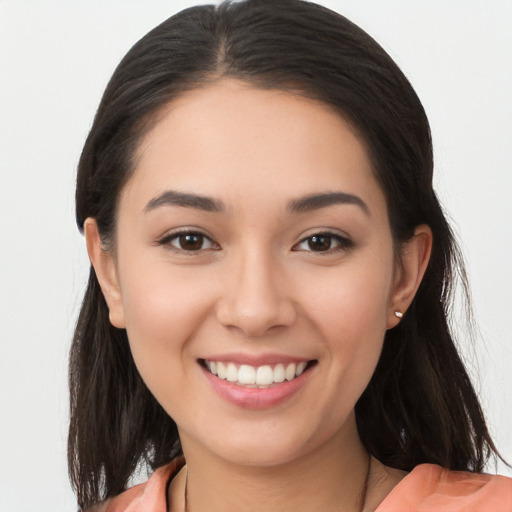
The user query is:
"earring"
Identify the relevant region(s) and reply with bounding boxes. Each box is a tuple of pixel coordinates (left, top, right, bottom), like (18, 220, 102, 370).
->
(394, 310, 403, 319)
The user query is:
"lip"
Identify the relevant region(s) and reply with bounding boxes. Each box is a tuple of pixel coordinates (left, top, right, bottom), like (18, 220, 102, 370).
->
(200, 357, 316, 409)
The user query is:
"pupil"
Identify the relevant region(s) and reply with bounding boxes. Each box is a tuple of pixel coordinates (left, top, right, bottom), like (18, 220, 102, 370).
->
(180, 233, 202, 250)
(308, 235, 331, 251)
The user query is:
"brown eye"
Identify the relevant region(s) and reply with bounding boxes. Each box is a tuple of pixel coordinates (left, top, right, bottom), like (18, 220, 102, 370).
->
(294, 232, 353, 253)
(178, 233, 204, 250)
(161, 231, 217, 252)
(307, 235, 332, 251)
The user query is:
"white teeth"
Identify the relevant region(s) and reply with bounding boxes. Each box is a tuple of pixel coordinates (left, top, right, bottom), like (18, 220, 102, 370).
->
(205, 360, 310, 386)
(285, 363, 296, 381)
(273, 363, 285, 383)
(238, 365, 256, 385)
(256, 365, 274, 386)
(217, 362, 227, 379)
(296, 361, 307, 377)
(226, 363, 238, 382)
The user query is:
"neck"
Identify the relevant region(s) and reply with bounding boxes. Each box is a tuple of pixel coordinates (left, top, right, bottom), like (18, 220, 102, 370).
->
(178, 418, 371, 512)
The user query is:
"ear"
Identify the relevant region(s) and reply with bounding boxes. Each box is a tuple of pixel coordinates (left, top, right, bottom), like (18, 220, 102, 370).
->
(387, 224, 432, 329)
(84, 218, 126, 329)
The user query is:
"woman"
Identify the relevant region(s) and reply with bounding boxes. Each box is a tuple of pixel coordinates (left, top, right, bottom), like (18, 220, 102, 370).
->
(68, 0, 512, 510)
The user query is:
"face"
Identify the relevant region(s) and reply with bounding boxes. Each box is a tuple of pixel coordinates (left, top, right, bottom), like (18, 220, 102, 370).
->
(91, 80, 418, 467)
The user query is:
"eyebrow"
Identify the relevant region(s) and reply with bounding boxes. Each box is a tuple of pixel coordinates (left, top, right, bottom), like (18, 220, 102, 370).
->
(288, 192, 370, 216)
(144, 190, 370, 216)
(144, 190, 225, 213)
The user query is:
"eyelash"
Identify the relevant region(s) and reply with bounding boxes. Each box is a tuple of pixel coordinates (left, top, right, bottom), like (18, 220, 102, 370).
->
(157, 229, 353, 254)
(292, 231, 354, 254)
(157, 230, 219, 253)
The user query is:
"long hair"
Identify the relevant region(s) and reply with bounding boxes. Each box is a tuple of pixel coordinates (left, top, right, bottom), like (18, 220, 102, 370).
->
(69, 0, 500, 509)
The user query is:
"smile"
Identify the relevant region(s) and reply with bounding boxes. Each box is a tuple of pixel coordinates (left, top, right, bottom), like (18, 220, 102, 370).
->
(203, 360, 311, 388)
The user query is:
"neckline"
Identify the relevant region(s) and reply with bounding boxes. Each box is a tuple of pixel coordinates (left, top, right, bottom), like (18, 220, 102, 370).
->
(165, 461, 444, 512)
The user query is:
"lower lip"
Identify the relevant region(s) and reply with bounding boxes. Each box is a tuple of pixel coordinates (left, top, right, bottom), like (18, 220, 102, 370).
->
(201, 364, 313, 409)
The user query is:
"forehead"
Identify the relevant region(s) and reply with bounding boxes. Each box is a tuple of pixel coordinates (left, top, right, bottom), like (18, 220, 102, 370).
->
(121, 79, 386, 217)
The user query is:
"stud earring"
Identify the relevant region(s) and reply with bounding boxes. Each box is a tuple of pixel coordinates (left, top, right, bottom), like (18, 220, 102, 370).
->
(394, 310, 403, 319)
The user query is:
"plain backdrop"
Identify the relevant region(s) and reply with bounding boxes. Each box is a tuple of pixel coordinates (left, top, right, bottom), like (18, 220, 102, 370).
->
(0, 1, 511, 510)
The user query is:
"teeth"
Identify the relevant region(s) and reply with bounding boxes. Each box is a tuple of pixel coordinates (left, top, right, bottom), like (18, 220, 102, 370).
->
(238, 365, 256, 385)
(256, 365, 274, 386)
(216, 361, 227, 379)
(226, 363, 238, 382)
(296, 361, 307, 377)
(285, 363, 296, 381)
(274, 363, 285, 383)
(205, 360, 310, 386)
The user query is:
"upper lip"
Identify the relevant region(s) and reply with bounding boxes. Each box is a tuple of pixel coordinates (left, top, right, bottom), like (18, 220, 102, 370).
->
(200, 353, 313, 367)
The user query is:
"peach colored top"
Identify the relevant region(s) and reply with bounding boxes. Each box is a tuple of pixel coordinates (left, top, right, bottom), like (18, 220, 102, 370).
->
(87, 459, 512, 512)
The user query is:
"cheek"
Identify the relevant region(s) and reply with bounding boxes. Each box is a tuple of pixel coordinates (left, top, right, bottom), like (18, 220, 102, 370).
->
(118, 263, 214, 389)
(299, 255, 393, 378)
(302, 257, 392, 335)
(121, 253, 214, 329)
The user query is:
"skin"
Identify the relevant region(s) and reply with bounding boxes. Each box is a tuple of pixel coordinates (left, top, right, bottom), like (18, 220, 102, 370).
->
(86, 79, 432, 511)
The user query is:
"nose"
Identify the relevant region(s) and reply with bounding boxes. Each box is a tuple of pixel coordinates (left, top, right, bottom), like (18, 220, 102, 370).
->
(215, 247, 297, 337)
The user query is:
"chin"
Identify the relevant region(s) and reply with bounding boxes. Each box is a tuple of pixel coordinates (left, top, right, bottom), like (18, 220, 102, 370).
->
(184, 417, 345, 469)
(216, 441, 312, 468)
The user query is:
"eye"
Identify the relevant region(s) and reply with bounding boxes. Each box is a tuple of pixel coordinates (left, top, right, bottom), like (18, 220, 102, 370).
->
(159, 231, 219, 252)
(293, 232, 353, 253)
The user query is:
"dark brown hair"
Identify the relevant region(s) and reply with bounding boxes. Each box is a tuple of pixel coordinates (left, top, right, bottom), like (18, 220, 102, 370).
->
(69, 1, 500, 509)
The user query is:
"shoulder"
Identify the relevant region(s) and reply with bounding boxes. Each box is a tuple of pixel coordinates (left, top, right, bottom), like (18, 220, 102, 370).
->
(377, 463, 512, 512)
(84, 457, 185, 512)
